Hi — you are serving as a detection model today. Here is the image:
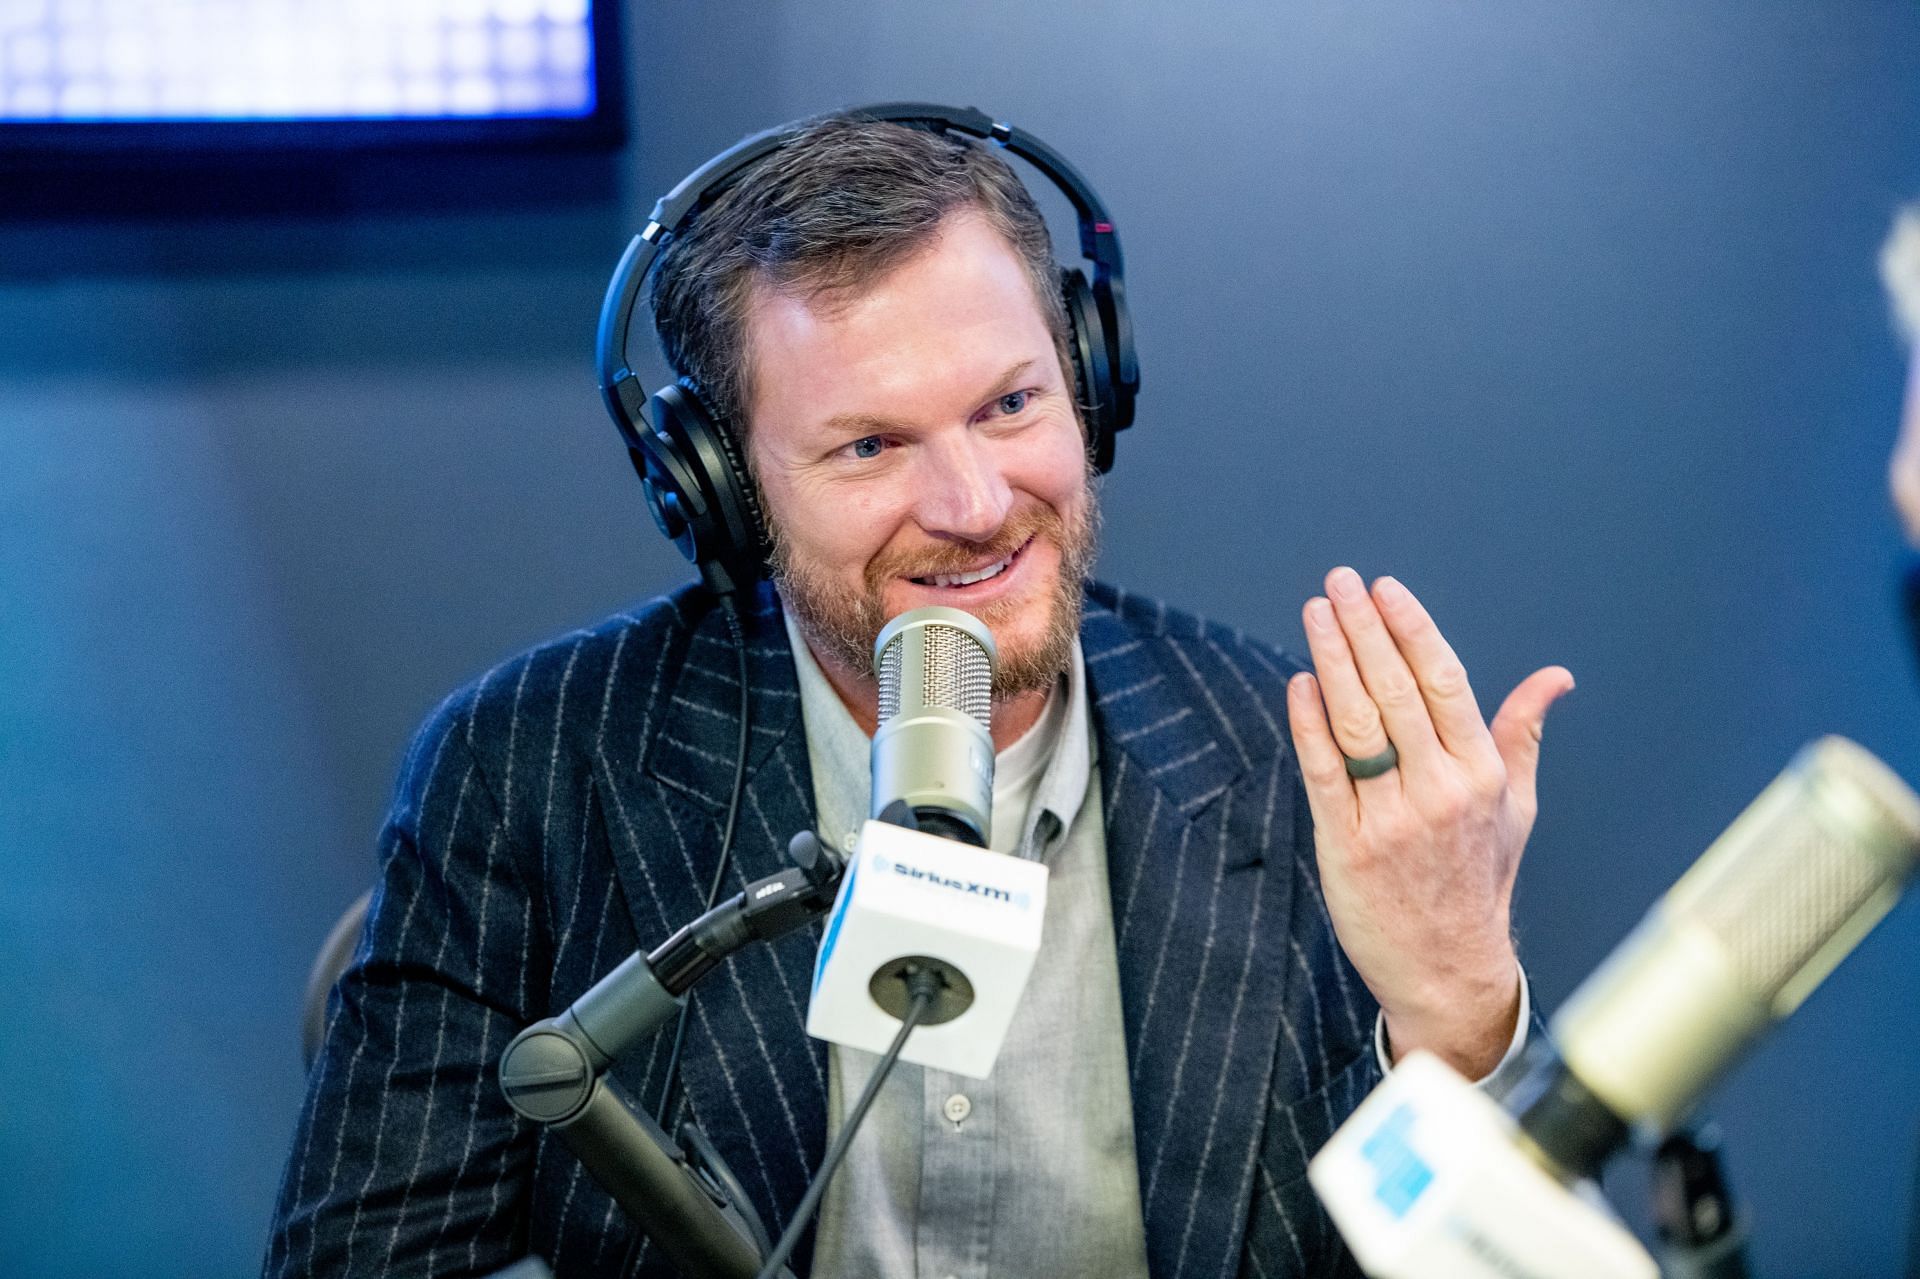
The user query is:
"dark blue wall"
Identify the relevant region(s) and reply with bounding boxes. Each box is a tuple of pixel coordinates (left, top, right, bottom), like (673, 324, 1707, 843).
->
(2, 2, 1916, 1274)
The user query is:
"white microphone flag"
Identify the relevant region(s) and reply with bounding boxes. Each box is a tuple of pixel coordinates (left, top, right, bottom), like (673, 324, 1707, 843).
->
(807, 818, 1047, 1080)
(1309, 1052, 1656, 1279)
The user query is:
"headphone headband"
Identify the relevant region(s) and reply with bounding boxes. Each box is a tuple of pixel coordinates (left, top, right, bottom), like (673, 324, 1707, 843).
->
(598, 103, 1135, 427)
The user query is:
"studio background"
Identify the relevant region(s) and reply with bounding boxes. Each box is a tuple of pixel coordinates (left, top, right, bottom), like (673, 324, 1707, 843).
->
(3, 1, 1917, 1275)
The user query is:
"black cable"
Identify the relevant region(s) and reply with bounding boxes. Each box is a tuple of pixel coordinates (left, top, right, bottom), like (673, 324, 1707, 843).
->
(654, 597, 752, 1125)
(623, 597, 752, 1279)
(752, 967, 943, 1279)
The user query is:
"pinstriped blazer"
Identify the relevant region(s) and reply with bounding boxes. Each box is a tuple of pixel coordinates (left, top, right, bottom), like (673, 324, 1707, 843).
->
(265, 579, 1381, 1279)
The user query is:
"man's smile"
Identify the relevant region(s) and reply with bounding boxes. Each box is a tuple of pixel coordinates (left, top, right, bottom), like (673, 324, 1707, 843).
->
(908, 536, 1033, 590)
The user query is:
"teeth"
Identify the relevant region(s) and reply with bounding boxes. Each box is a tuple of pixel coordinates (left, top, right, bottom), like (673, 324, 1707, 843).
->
(924, 556, 1011, 588)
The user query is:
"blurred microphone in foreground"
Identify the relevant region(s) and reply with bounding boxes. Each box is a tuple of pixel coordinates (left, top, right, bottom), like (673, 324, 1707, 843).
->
(1310, 736, 1920, 1279)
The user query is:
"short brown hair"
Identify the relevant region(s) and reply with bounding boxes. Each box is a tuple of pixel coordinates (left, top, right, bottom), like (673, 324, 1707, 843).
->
(647, 113, 1073, 437)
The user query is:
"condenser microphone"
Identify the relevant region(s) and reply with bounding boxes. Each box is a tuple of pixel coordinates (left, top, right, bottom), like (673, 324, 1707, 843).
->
(1309, 737, 1920, 1279)
(806, 605, 1045, 1079)
(870, 606, 997, 847)
(1501, 735, 1920, 1179)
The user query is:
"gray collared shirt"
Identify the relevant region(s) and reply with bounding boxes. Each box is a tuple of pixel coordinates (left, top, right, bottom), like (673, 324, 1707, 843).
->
(787, 613, 1152, 1279)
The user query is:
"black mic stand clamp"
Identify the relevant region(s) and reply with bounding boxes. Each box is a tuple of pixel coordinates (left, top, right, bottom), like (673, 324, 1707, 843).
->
(1653, 1122, 1750, 1279)
(498, 831, 844, 1279)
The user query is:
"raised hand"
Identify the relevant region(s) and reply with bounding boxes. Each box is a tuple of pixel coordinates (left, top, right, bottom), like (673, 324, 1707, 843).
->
(1286, 567, 1574, 1079)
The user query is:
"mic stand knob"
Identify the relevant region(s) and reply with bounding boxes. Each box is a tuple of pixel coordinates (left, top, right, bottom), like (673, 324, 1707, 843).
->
(1652, 1123, 1750, 1279)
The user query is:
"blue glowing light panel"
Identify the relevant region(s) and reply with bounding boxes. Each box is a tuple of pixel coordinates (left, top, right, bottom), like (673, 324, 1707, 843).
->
(0, 0, 597, 121)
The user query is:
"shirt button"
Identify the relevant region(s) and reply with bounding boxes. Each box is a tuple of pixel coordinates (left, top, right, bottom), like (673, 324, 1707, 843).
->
(942, 1093, 971, 1124)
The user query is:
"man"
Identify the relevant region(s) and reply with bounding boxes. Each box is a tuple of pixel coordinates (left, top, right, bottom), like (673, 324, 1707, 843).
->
(266, 113, 1569, 1278)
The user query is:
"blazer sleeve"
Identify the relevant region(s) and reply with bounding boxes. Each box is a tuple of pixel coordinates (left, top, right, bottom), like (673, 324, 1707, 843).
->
(263, 701, 543, 1279)
(1238, 752, 1387, 1278)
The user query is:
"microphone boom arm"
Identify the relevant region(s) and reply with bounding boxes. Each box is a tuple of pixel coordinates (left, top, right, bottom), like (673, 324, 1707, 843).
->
(498, 832, 845, 1279)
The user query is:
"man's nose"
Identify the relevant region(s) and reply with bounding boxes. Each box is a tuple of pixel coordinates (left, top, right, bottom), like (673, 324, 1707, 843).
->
(911, 430, 1013, 542)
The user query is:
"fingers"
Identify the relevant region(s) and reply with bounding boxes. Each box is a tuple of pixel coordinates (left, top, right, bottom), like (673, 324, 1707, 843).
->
(1287, 671, 1359, 831)
(1368, 574, 1500, 768)
(1489, 665, 1577, 816)
(1313, 567, 1443, 772)
(1301, 592, 1397, 770)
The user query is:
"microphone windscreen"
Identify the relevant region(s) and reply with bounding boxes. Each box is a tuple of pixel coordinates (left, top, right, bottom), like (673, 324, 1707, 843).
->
(1552, 736, 1920, 1130)
(877, 609, 993, 732)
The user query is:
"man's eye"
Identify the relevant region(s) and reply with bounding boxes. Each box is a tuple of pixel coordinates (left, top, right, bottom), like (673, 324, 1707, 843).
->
(996, 390, 1030, 416)
(850, 436, 884, 459)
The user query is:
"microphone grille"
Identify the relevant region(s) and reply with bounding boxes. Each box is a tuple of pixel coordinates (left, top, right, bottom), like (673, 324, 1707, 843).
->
(873, 608, 996, 733)
(919, 623, 992, 727)
(1675, 736, 1920, 1013)
(1694, 825, 1887, 998)
(877, 638, 904, 724)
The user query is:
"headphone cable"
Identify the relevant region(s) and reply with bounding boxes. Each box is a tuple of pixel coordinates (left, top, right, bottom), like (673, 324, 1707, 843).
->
(652, 594, 751, 1126)
(618, 593, 752, 1279)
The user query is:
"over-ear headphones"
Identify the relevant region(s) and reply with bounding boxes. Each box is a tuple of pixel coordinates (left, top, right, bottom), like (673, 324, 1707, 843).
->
(595, 102, 1139, 597)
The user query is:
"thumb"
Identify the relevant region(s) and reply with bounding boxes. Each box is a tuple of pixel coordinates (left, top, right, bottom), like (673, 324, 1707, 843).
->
(1490, 665, 1576, 810)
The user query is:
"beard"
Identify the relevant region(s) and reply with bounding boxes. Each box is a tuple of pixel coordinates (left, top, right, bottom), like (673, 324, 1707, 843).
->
(768, 480, 1101, 699)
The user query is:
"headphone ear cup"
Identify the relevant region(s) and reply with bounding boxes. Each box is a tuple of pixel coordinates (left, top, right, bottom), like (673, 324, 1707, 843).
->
(630, 443, 694, 557)
(630, 404, 707, 567)
(1096, 269, 1137, 433)
(641, 381, 767, 594)
(694, 387, 770, 564)
(1061, 266, 1118, 472)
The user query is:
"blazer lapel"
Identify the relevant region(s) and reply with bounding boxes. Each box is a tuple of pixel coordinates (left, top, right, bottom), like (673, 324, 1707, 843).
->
(591, 583, 830, 1237)
(1084, 585, 1304, 1279)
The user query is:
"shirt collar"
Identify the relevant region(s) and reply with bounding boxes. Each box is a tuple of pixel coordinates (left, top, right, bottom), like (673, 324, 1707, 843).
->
(1023, 632, 1092, 859)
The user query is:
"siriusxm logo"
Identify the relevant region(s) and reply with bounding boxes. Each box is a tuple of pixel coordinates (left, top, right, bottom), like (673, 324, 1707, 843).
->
(870, 854, 1033, 910)
(1359, 1103, 1433, 1220)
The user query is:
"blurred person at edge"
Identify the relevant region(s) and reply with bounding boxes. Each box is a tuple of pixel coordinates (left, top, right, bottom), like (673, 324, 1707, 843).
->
(1883, 203, 1920, 664)
(264, 113, 1574, 1278)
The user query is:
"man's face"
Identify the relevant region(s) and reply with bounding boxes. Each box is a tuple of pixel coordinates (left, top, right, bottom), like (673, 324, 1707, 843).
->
(743, 208, 1098, 697)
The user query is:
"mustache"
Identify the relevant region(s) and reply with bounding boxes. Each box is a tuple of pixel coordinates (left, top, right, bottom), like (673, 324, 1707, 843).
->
(865, 506, 1063, 585)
